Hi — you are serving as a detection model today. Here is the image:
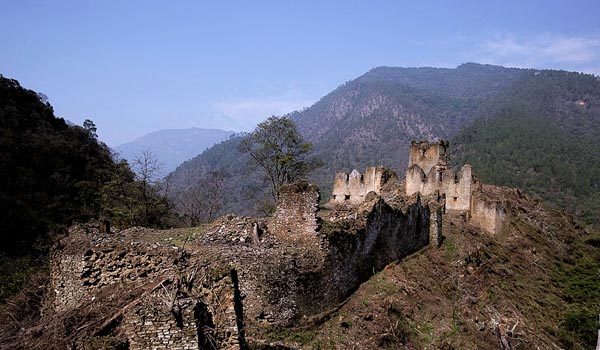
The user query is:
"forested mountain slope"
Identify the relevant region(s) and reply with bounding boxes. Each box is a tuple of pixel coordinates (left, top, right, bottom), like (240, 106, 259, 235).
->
(168, 64, 600, 226)
(289, 63, 524, 192)
(0, 76, 173, 302)
(0, 76, 115, 255)
(451, 70, 600, 225)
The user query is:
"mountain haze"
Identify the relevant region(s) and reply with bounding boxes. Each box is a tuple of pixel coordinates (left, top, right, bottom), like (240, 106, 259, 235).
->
(168, 64, 600, 225)
(115, 127, 234, 175)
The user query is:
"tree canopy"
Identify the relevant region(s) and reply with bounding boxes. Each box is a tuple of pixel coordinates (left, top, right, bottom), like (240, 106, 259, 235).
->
(238, 116, 320, 203)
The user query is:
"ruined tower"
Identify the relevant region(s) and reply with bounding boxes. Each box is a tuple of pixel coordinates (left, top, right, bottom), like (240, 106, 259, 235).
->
(405, 140, 505, 235)
(408, 140, 449, 174)
(405, 140, 472, 212)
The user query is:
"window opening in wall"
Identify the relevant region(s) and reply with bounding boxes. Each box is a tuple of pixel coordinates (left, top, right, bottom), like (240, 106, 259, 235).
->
(333, 195, 337, 199)
(344, 195, 351, 200)
(453, 197, 458, 201)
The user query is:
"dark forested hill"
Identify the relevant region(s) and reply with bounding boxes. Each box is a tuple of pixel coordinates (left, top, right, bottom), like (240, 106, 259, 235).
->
(0, 76, 116, 255)
(0, 75, 177, 301)
(168, 64, 600, 226)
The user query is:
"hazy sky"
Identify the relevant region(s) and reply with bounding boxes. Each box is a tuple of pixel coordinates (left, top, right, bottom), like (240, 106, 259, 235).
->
(1, 1, 599, 146)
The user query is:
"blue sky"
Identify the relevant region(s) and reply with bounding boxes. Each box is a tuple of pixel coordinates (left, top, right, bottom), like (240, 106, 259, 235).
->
(1, 1, 599, 146)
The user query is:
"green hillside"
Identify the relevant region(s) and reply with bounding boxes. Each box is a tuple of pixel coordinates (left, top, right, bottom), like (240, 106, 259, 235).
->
(452, 70, 600, 226)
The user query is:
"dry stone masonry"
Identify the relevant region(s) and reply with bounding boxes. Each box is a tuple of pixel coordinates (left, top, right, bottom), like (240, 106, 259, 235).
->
(47, 140, 506, 348)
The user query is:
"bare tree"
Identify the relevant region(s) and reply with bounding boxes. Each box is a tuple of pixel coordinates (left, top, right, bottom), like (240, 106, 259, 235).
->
(176, 170, 225, 226)
(132, 150, 163, 185)
(131, 150, 169, 226)
(178, 186, 205, 227)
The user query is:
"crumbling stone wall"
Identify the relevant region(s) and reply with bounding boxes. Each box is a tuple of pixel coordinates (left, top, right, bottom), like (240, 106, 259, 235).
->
(331, 166, 397, 205)
(48, 225, 247, 350)
(312, 196, 433, 315)
(264, 183, 441, 320)
(470, 185, 507, 236)
(270, 181, 320, 241)
(50, 245, 171, 313)
(408, 140, 449, 174)
(405, 140, 505, 234)
(124, 268, 244, 350)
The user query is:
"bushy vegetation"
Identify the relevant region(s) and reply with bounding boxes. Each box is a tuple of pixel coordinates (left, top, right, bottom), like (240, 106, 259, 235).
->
(0, 77, 114, 255)
(554, 235, 600, 349)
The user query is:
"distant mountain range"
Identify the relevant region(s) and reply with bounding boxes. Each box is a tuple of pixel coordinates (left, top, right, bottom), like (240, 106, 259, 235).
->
(167, 63, 600, 225)
(114, 127, 234, 175)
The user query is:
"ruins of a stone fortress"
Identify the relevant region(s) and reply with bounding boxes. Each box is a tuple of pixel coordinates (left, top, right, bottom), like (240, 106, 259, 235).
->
(331, 140, 505, 235)
(47, 140, 505, 349)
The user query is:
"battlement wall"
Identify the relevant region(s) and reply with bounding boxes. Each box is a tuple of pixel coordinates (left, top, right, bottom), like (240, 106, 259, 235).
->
(331, 166, 397, 205)
(405, 140, 505, 235)
(406, 163, 473, 212)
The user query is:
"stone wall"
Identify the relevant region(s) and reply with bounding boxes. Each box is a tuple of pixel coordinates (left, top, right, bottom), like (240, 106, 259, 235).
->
(442, 165, 472, 212)
(331, 166, 397, 205)
(124, 268, 244, 350)
(428, 200, 443, 247)
(49, 253, 87, 313)
(408, 140, 449, 174)
(270, 181, 319, 237)
(125, 294, 198, 350)
(471, 192, 506, 236)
